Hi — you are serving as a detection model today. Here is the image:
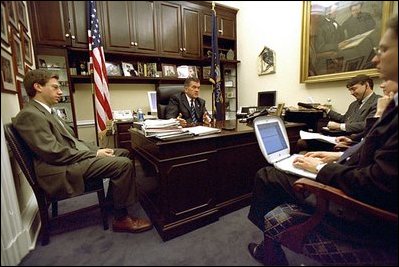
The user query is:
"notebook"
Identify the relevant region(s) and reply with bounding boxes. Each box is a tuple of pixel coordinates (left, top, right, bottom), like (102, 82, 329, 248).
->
(253, 116, 317, 179)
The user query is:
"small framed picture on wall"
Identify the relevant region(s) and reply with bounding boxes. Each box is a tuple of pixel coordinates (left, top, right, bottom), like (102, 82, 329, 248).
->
(12, 31, 24, 76)
(1, 2, 9, 45)
(21, 30, 32, 65)
(1, 48, 17, 93)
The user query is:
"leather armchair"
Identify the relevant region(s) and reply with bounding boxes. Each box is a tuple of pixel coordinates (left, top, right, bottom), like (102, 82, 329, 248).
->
(261, 178, 398, 265)
(4, 123, 109, 246)
(156, 85, 184, 119)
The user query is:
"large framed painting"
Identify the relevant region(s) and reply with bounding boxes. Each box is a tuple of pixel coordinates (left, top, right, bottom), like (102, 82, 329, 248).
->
(300, 1, 396, 83)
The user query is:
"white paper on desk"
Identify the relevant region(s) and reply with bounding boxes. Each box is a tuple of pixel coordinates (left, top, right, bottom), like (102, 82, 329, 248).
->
(187, 126, 221, 136)
(299, 130, 337, 145)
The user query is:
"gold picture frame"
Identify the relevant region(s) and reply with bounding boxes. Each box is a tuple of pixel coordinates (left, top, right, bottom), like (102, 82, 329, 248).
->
(300, 1, 395, 83)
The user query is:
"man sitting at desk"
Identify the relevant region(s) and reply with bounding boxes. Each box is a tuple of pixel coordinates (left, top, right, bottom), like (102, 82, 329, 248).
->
(319, 74, 381, 134)
(165, 77, 211, 127)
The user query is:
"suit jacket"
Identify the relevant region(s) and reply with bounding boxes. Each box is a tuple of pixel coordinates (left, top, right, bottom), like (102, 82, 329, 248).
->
(318, 102, 398, 213)
(328, 93, 380, 133)
(12, 101, 98, 199)
(165, 92, 208, 123)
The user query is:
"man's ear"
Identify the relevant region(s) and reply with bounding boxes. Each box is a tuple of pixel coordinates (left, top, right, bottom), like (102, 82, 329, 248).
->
(33, 82, 42, 93)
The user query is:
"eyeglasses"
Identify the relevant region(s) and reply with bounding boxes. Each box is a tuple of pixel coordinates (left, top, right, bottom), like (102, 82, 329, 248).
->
(373, 47, 383, 56)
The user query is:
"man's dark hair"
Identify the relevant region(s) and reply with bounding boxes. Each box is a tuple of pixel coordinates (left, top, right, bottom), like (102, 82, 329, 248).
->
(387, 15, 398, 38)
(24, 69, 59, 98)
(346, 74, 374, 89)
(184, 77, 200, 88)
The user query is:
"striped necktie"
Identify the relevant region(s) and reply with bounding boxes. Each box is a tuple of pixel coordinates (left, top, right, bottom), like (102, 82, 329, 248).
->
(51, 109, 90, 151)
(190, 99, 198, 123)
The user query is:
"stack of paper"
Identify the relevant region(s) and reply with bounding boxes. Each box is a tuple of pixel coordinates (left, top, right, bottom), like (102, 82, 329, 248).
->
(186, 126, 221, 136)
(299, 130, 337, 144)
(141, 119, 184, 137)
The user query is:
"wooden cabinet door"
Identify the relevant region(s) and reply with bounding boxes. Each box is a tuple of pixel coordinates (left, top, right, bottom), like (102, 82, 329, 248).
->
(203, 13, 235, 40)
(68, 1, 88, 48)
(219, 15, 235, 40)
(101, 1, 134, 52)
(29, 1, 70, 47)
(158, 2, 182, 57)
(181, 6, 201, 59)
(132, 1, 158, 54)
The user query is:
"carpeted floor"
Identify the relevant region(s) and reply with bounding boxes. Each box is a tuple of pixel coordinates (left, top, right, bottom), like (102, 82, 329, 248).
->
(18, 163, 320, 266)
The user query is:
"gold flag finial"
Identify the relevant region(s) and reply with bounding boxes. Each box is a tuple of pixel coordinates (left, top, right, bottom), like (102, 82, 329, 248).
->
(212, 1, 215, 10)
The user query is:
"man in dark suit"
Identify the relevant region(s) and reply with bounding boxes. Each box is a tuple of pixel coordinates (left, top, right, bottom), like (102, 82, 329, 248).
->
(320, 74, 381, 134)
(13, 69, 152, 234)
(165, 77, 211, 127)
(247, 15, 398, 263)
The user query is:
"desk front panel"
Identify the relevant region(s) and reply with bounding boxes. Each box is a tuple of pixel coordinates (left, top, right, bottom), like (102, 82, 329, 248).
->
(130, 120, 305, 240)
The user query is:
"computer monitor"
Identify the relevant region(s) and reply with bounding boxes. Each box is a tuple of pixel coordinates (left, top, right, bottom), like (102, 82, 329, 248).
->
(147, 91, 157, 113)
(258, 91, 276, 108)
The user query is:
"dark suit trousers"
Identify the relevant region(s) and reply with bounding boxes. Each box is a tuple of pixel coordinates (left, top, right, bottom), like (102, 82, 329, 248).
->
(82, 148, 137, 210)
(247, 166, 307, 231)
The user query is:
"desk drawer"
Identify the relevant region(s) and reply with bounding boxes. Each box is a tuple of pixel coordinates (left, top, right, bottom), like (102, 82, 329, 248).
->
(117, 123, 133, 132)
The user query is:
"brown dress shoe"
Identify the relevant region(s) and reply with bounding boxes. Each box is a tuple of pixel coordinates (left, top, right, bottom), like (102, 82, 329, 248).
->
(113, 216, 153, 233)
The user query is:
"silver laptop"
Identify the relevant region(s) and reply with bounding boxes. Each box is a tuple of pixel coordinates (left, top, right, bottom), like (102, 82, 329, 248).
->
(253, 116, 317, 179)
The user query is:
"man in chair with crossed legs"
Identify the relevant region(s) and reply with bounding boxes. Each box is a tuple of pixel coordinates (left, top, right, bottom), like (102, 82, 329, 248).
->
(247, 15, 398, 264)
(13, 69, 152, 234)
(165, 77, 211, 127)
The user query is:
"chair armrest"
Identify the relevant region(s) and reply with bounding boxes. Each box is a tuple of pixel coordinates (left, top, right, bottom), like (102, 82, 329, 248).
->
(293, 178, 398, 223)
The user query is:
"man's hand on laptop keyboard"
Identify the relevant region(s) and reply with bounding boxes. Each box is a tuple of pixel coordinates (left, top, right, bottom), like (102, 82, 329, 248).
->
(303, 151, 342, 163)
(293, 156, 322, 174)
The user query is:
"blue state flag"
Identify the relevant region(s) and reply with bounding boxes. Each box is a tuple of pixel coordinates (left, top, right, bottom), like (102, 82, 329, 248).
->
(209, 9, 224, 121)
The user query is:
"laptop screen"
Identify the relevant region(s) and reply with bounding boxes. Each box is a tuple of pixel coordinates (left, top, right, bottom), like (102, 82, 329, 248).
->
(257, 121, 288, 154)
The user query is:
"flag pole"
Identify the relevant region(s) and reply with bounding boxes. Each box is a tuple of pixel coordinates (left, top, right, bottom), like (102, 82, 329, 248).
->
(211, 1, 216, 120)
(89, 70, 100, 146)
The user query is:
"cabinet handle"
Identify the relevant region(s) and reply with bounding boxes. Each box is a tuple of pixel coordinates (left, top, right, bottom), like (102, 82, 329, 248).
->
(179, 48, 183, 52)
(131, 41, 135, 46)
(71, 35, 75, 40)
(183, 48, 186, 52)
(135, 42, 138, 46)
(218, 29, 223, 34)
(65, 33, 70, 38)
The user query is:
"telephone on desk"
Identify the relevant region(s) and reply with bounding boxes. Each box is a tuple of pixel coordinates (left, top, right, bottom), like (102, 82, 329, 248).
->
(239, 107, 269, 123)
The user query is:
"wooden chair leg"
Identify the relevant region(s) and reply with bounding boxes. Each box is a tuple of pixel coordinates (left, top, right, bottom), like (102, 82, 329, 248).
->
(97, 189, 109, 230)
(51, 201, 58, 217)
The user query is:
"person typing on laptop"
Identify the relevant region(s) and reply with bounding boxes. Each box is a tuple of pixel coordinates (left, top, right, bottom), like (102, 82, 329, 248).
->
(247, 16, 398, 264)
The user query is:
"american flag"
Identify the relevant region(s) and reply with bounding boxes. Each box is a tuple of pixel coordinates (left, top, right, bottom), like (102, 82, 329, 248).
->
(88, 1, 113, 132)
(209, 8, 224, 121)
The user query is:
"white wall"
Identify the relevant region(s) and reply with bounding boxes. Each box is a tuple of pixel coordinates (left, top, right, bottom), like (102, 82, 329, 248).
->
(219, 1, 384, 113)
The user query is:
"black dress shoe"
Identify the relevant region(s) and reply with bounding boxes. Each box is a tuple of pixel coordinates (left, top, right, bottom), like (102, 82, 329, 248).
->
(248, 242, 264, 264)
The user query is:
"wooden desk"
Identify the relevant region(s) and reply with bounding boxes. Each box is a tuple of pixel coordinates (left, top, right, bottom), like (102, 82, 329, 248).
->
(130, 120, 306, 241)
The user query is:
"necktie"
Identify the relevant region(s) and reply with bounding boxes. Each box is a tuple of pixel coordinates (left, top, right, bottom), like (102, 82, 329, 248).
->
(190, 99, 198, 123)
(51, 109, 90, 151)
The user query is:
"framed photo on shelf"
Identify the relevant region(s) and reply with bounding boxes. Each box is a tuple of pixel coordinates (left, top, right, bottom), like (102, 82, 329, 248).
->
(121, 62, 138, 77)
(12, 31, 24, 76)
(177, 65, 189, 78)
(1, 2, 9, 45)
(162, 64, 177, 78)
(21, 30, 32, 65)
(1, 48, 17, 93)
(188, 66, 198, 78)
(105, 62, 122, 76)
(53, 107, 69, 121)
(202, 66, 211, 79)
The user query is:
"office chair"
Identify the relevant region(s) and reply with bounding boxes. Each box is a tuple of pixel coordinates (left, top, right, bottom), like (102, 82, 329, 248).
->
(155, 85, 184, 119)
(4, 123, 109, 246)
(261, 178, 398, 265)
